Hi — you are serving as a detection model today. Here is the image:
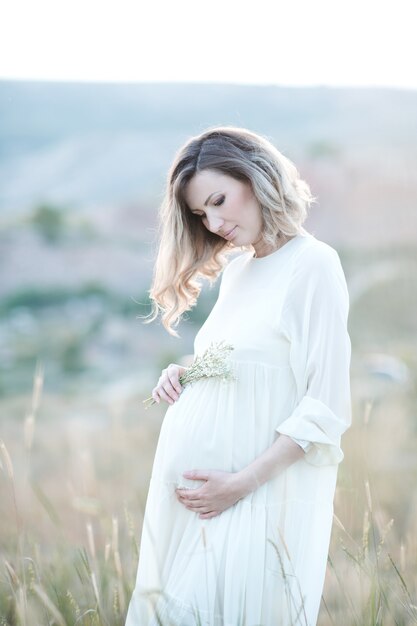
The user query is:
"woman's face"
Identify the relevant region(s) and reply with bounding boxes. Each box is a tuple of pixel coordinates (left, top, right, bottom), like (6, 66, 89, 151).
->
(184, 169, 264, 248)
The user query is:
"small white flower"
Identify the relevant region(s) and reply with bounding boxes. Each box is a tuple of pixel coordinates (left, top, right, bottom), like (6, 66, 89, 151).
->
(143, 340, 236, 408)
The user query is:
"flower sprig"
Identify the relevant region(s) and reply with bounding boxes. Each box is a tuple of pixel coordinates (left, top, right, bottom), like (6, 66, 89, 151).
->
(143, 340, 236, 408)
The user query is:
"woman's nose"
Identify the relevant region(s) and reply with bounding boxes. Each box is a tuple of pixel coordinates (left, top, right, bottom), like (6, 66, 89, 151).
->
(206, 212, 224, 233)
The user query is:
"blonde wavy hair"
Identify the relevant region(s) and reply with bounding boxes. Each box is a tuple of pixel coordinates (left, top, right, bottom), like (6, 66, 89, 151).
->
(143, 125, 316, 336)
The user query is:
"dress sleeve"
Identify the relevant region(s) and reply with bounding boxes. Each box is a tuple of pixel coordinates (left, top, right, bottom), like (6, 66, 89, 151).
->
(276, 244, 352, 466)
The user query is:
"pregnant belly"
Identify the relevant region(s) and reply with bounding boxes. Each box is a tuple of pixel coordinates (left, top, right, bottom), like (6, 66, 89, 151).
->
(151, 379, 235, 490)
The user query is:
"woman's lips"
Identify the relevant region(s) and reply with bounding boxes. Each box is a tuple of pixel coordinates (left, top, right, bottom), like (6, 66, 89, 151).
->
(223, 226, 237, 240)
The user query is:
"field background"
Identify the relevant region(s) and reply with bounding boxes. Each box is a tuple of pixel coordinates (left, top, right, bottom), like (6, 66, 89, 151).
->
(1, 80, 417, 625)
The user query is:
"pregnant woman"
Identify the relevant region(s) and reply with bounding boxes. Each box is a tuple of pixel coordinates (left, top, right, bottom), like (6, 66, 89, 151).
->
(125, 126, 352, 626)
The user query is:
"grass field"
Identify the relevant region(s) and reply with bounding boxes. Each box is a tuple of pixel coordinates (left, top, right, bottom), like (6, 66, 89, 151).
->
(1, 246, 417, 625)
(1, 350, 417, 625)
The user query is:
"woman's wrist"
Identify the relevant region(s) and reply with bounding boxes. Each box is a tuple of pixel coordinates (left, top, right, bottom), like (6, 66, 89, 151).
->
(233, 467, 263, 499)
(233, 435, 306, 500)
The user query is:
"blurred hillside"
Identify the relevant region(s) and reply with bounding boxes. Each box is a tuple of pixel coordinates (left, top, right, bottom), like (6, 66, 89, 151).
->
(1, 82, 417, 625)
(1, 81, 417, 242)
(0, 80, 416, 398)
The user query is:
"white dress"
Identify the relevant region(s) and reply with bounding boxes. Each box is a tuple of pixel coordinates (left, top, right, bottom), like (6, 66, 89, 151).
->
(125, 231, 352, 626)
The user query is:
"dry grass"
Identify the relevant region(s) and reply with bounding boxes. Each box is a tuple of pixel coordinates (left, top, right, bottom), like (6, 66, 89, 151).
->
(1, 359, 417, 626)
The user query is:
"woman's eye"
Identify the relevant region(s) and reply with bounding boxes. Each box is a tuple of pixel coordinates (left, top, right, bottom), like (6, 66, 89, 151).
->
(191, 196, 224, 218)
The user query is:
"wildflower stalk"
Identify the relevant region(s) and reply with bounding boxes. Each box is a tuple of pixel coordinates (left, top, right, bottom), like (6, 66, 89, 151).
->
(143, 340, 236, 408)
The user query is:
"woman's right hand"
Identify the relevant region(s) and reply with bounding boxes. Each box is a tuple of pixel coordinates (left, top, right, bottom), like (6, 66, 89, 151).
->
(152, 363, 188, 405)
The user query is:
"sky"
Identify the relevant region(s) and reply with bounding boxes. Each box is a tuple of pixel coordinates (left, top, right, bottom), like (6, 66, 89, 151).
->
(0, 0, 416, 90)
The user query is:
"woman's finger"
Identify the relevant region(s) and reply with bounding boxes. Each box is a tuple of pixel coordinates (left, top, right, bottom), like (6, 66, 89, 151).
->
(186, 502, 210, 513)
(160, 380, 179, 402)
(179, 492, 200, 501)
(199, 511, 218, 519)
(152, 364, 186, 405)
(177, 494, 218, 516)
(156, 387, 176, 405)
(167, 364, 183, 394)
(177, 494, 203, 509)
(158, 368, 180, 401)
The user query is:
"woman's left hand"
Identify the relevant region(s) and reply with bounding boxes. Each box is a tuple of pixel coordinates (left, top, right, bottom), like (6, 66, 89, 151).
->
(175, 469, 244, 519)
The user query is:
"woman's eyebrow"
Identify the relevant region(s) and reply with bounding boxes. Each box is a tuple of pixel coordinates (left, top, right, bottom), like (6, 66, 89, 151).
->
(189, 191, 222, 213)
(204, 191, 221, 206)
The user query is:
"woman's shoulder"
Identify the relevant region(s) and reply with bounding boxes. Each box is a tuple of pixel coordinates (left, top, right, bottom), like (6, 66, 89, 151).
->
(294, 233, 343, 273)
(291, 234, 349, 302)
